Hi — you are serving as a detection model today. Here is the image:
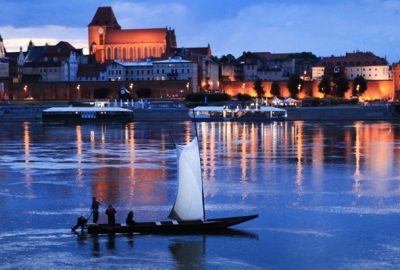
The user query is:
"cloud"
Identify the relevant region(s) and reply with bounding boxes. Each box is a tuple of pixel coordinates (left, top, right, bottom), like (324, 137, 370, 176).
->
(2, 0, 400, 63)
(0, 25, 88, 54)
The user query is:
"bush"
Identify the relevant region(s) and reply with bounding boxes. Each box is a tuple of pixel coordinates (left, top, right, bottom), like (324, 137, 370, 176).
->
(69, 98, 84, 106)
(185, 93, 231, 103)
(136, 88, 152, 98)
(301, 96, 359, 106)
(236, 93, 252, 101)
(185, 93, 206, 102)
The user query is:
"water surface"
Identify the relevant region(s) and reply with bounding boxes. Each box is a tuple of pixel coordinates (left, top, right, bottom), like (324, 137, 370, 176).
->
(1, 120, 400, 269)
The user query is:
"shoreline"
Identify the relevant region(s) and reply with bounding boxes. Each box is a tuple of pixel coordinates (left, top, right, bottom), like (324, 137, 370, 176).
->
(0, 104, 398, 122)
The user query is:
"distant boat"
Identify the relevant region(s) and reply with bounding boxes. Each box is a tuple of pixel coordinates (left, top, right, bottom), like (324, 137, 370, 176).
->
(189, 106, 287, 122)
(83, 133, 258, 234)
(42, 106, 134, 125)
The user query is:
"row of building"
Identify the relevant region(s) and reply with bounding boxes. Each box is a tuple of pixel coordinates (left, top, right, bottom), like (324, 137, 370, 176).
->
(0, 6, 395, 99)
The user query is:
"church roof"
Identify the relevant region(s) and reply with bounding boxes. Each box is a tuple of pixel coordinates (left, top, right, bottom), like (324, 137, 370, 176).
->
(105, 28, 168, 44)
(185, 45, 212, 57)
(25, 46, 46, 61)
(88, 7, 121, 29)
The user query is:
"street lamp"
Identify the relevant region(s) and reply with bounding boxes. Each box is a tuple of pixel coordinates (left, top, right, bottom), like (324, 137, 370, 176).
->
(186, 82, 189, 92)
(298, 84, 301, 92)
(24, 85, 27, 98)
(77, 84, 80, 98)
(242, 83, 245, 89)
(356, 85, 360, 98)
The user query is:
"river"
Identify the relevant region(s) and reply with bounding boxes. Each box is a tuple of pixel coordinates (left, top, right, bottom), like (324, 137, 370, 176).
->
(1, 120, 400, 269)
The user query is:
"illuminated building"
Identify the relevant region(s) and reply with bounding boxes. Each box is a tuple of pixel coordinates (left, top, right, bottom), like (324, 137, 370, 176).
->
(88, 7, 177, 63)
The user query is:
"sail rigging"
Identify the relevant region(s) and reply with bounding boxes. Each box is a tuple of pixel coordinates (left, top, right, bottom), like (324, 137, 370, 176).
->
(169, 137, 204, 220)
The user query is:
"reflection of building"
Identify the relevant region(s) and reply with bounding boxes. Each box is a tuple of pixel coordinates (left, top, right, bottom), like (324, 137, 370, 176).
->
(312, 51, 390, 81)
(88, 7, 177, 63)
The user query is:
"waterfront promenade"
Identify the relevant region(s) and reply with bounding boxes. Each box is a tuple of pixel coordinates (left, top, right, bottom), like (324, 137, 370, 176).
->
(0, 103, 398, 122)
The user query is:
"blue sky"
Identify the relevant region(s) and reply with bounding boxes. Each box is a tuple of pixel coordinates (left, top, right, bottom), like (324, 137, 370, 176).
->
(1, 0, 400, 63)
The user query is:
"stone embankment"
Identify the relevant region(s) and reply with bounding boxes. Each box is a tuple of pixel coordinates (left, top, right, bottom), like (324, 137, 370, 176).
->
(0, 104, 398, 122)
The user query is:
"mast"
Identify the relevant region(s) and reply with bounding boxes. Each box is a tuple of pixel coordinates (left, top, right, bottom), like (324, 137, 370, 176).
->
(193, 108, 206, 221)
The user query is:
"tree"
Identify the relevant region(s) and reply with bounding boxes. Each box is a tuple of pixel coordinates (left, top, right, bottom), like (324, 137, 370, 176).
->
(335, 75, 349, 97)
(270, 80, 280, 97)
(352, 75, 367, 97)
(287, 73, 303, 98)
(286, 52, 318, 60)
(318, 76, 331, 97)
(253, 78, 265, 98)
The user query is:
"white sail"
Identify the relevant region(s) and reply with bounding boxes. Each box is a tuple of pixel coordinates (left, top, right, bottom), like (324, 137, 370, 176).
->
(169, 137, 204, 220)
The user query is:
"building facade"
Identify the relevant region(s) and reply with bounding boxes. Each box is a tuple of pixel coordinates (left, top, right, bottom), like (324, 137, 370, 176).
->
(312, 52, 390, 81)
(99, 56, 198, 92)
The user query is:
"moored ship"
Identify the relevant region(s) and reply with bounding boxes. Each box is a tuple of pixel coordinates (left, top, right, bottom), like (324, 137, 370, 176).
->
(42, 106, 134, 125)
(189, 106, 287, 122)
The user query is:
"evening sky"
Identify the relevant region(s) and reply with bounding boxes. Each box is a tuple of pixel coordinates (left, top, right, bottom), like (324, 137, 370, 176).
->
(0, 0, 399, 63)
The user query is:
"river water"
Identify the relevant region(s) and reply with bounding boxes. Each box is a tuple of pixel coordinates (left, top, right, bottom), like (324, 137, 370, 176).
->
(1, 120, 400, 269)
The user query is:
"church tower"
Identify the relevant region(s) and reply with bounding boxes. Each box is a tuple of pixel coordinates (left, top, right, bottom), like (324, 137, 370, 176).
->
(88, 7, 121, 63)
(0, 35, 5, 58)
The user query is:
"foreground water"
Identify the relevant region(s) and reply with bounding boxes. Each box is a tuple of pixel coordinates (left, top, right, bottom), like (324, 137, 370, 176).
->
(1, 120, 400, 269)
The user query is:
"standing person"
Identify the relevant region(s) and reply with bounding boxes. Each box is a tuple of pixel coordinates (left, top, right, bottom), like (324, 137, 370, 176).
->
(91, 197, 101, 223)
(105, 205, 117, 225)
(126, 211, 135, 226)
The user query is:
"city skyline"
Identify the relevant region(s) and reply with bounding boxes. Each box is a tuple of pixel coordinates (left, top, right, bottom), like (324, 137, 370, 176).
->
(1, 0, 400, 63)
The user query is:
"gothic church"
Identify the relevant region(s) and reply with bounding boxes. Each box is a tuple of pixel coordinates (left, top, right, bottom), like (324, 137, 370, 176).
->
(88, 7, 177, 63)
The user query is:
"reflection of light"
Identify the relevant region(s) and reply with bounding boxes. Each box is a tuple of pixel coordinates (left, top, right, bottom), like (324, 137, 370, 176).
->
(24, 123, 30, 162)
(76, 125, 82, 163)
(294, 122, 304, 190)
(353, 121, 362, 192)
(23, 123, 32, 187)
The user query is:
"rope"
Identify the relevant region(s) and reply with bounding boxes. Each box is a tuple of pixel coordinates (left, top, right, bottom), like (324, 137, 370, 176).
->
(114, 141, 174, 213)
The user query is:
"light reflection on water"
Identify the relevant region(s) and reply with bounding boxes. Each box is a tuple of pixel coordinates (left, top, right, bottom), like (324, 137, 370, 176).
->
(1, 121, 400, 269)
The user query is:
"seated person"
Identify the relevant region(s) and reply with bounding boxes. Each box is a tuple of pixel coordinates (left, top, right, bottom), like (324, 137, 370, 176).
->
(126, 211, 136, 226)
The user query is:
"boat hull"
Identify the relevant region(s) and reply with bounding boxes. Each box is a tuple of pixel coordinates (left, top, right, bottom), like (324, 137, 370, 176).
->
(42, 107, 134, 125)
(42, 115, 134, 125)
(87, 214, 259, 234)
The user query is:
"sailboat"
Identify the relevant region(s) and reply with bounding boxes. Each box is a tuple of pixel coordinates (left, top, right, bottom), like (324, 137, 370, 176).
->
(86, 136, 258, 234)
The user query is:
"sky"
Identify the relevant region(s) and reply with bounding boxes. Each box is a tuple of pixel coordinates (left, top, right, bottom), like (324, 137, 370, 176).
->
(1, 0, 400, 63)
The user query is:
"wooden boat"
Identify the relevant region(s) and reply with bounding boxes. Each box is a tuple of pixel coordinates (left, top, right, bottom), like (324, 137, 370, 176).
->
(87, 215, 258, 234)
(42, 106, 134, 125)
(85, 134, 258, 235)
(189, 106, 287, 122)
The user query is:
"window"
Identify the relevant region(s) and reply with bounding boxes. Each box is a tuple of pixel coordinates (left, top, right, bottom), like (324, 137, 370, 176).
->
(182, 69, 184, 73)
(187, 69, 190, 73)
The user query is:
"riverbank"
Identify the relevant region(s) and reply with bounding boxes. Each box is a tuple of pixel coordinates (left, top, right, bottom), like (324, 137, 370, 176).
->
(0, 104, 398, 122)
